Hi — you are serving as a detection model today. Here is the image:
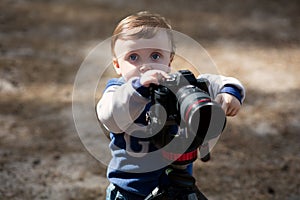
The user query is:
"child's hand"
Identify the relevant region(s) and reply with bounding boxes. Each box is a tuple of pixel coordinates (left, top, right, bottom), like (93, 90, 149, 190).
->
(140, 69, 170, 87)
(215, 93, 241, 117)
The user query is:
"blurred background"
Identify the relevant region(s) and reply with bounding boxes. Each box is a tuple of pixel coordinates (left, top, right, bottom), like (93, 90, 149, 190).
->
(0, 0, 299, 199)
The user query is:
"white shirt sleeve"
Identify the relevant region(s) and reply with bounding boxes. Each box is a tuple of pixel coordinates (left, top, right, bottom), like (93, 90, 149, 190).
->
(96, 79, 150, 133)
(198, 74, 246, 102)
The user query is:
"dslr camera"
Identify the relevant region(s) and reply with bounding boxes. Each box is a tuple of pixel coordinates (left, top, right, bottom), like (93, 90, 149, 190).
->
(147, 70, 226, 165)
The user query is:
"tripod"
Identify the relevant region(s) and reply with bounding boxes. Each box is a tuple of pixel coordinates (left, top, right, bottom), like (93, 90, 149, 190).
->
(145, 143, 212, 200)
(144, 166, 208, 200)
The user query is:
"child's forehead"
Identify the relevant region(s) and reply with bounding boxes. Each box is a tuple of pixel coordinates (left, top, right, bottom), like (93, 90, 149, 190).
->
(114, 31, 172, 57)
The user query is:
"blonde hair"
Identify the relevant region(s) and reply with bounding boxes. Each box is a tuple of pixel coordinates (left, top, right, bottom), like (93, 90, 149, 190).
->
(111, 11, 175, 59)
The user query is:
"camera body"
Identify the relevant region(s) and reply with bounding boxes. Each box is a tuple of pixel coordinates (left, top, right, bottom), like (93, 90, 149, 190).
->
(148, 70, 226, 165)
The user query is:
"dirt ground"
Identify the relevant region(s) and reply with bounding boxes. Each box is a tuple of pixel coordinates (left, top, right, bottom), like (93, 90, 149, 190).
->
(0, 0, 299, 199)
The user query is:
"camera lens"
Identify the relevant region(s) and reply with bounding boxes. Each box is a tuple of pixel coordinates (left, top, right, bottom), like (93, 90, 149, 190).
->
(177, 85, 226, 144)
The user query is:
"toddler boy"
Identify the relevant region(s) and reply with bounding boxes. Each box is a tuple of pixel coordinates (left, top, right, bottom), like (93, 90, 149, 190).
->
(97, 11, 245, 200)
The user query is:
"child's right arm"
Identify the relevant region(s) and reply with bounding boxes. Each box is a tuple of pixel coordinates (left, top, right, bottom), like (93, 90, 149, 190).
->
(97, 70, 169, 133)
(96, 78, 150, 133)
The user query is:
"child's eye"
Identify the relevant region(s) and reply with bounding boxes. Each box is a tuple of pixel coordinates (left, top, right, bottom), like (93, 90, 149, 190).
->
(129, 54, 138, 61)
(151, 53, 161, 60)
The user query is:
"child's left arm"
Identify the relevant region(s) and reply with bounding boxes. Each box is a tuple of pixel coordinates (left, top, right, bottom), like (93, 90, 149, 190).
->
(198, 74, 246, 117)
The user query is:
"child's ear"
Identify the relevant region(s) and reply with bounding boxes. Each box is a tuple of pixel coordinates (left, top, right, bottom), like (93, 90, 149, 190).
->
(113, 59, 121, 75)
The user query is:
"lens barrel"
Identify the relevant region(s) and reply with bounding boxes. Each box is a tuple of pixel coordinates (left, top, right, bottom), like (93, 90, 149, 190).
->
(177, 85, 226, 144)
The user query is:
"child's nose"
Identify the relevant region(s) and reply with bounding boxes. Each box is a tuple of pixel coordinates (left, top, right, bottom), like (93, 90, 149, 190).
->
(139, 65, 152, 73)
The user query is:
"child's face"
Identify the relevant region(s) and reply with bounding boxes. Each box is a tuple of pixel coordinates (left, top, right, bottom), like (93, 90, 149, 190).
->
(113, 31, 172, 81)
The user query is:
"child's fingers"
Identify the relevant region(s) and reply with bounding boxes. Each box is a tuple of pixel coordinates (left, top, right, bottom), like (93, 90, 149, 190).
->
(215, 94, 228, 114)
(140, 70, 168, 86)
(221, 101, 229, 115)
(158, 71, 170, 79)
(224, 97, 241, 116)
(215, 93, 242, 116)
(226, 107, 237, 116)
(214, 94, 222, 104)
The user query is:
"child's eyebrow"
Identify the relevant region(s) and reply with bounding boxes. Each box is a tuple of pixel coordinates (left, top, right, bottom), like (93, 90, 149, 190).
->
(125, 48, 168, 55)
(151, 49, 167, 53)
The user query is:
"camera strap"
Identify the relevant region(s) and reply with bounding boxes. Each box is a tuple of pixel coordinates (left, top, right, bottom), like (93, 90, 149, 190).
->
(162, 149, 198, 165)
